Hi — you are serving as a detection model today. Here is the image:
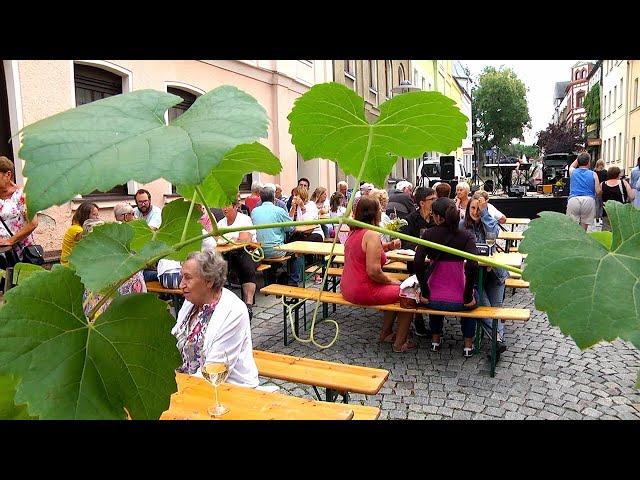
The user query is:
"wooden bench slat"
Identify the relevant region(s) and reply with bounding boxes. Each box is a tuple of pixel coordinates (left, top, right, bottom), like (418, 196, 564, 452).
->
(253, 350, 389, 396)
(260, 284, 530, 321)
(146, 281, 182, 295)
(321, 402, 380, 420)
(262, 256, 292, 264)
(505, 278, 529, 288)
(256, 264, 271, 272)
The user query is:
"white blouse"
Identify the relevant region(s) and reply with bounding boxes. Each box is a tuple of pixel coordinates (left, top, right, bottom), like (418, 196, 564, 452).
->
(173, 288, 259, 388)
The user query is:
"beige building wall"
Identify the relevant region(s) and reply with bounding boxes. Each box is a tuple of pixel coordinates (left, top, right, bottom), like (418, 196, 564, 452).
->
(7, 60, 334, 251)
(626, 60, 640, 174)
(601, 60, 629, 172)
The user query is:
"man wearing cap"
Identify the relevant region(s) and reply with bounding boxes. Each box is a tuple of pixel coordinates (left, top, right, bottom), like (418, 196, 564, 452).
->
(386, 180, 416, 220)
(352, 182, 373, 212)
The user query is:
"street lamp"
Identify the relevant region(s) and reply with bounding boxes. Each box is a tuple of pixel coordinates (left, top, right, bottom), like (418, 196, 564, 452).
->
(391, 79, 421, 95)
(472, 133, 483, 187)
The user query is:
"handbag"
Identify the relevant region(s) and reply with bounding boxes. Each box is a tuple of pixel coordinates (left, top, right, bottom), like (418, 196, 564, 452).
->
(0, 215, 44, 266)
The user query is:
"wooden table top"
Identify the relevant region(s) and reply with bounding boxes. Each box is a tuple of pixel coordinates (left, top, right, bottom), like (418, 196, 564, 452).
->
(294, 224, 317, 234)
(504, 218, 531, 225)
(215, 242, 259, 254)
(160, 373, 355, 420)
(498, 231, 524, 241)
(276, 241, 345, 256)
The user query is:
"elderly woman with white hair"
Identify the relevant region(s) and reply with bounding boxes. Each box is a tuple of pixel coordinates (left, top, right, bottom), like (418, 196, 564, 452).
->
(173, 249, 258, 387)
(455, 181, 471, 221)
(113, 202, 134, 222)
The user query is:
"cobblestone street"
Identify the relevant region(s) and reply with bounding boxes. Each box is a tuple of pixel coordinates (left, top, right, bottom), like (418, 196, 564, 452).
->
(249, 282, 640, 420)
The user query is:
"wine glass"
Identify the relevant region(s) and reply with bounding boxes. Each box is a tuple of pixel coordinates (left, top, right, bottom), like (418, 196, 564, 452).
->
(202, 352, 230, 417)
(485, 230, 497, 249)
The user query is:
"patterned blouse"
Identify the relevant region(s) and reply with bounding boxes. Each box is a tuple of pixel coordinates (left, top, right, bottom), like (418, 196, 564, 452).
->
(0, 188, 34, 259)
(174, 299, 220, 374)
(82, 271, 147, 317)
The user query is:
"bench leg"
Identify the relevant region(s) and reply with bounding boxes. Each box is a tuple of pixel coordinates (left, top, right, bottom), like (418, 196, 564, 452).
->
(490, 319, 498, 377)
(325, 388, 350, 403)
(283, 299, 288, 346)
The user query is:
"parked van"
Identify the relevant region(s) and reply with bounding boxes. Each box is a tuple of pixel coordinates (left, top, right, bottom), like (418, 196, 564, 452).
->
(418, 157, 469, 187)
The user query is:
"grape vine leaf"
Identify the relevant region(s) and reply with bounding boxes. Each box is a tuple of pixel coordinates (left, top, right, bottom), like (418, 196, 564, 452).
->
(0, 266, 181, 419)
(519, 202, 640, 356)
(178, 142, 282, 208)
(129, 199, 203, 261)
(69, 222, 173, 294)
(0, 374, 36, 419)
(287, 82, 468, 187)
(20, 86, 269, 216)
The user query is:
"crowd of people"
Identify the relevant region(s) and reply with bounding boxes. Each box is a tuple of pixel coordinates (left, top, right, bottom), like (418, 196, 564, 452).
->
(566, 152, 638, 231)
(8, 150, 640, 386)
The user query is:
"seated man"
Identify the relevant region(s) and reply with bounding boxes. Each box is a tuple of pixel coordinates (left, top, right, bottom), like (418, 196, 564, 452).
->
(251, 186, 301, 285)
(434, 182, 452, 199)
(387, 180, 416, 219)
(215, 196, 258, 320)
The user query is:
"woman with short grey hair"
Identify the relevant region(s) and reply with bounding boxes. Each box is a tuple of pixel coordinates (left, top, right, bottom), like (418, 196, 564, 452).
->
(172, 249, 259, 387)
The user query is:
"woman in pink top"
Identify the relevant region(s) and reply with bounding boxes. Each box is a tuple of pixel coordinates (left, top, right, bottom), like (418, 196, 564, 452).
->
(341, 196, 416, 353)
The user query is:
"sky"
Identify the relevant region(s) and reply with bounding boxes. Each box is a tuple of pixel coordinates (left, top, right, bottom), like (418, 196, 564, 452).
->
(461, 60, 579, 145)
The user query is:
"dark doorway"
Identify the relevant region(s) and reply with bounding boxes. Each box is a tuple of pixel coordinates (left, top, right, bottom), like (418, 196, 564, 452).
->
(0, 62, 15, 178)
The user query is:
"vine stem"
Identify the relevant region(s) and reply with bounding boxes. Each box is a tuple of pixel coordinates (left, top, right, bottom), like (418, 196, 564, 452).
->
(181, 195, 197, 243)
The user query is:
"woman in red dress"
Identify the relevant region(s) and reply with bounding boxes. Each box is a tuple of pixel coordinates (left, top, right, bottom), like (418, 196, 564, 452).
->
(340, 196, 416, 352)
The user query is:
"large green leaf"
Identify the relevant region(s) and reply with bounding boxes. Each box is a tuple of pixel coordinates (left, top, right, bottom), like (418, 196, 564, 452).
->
(69, 222, 173, 293)
(20, 86, 269, 215)
(179, 142, 282, 208)
(520, 202, 640, 351)
(151, 199, 204, 260)
(0, 266, 181, 419)
(287, 82, 468, 187)
(0, 374, 36, 419)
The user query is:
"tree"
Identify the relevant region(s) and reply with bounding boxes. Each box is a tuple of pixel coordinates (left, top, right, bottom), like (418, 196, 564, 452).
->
(583, 83, 600, 127)
(536, 122, 584, 155)
(471, 66, 531, 151)
(503, 143, 540, 160)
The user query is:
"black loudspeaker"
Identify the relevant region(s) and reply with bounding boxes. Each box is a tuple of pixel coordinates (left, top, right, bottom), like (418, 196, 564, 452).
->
(440, 156, 455, 180)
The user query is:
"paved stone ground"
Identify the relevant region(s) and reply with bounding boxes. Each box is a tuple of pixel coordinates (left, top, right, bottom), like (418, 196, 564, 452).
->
(246, 226, 640, 420)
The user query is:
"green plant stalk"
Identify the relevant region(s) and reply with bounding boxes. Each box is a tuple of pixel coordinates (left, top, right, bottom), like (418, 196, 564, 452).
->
(195, 186, 220, 236)
(300, 129, 373, 348)
(181, 195, 198, 243)
(344, 218, 523, 275)
(86, 276, 130, 322)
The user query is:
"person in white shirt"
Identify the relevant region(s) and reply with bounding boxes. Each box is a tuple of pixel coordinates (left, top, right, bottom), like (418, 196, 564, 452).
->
(173, 249, 259, 388)
(214, 198, 258, 319)
(133, 189, 162, 229)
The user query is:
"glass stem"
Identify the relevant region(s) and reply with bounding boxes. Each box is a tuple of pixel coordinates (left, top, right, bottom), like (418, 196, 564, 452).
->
(214, 385, 220, 410)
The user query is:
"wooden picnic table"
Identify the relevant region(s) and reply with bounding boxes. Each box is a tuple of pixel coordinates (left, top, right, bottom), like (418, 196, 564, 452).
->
(497, 231, 524, 250)
(504, 217, 531, 232)
(275, 240, 344, 256)
(160, 373, 355, 420)
(215, 241, 260, 254)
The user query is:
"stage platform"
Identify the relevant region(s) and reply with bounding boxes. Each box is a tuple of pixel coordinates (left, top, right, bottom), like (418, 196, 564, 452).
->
(488, 193, 568, 219)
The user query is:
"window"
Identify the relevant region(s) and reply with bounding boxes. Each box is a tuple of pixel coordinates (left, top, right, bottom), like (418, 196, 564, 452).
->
(385, 60, 393, 98)
(576, 91, 585, 108)
(575, 71, 580, 81)
(604, 94, 607, 117)
(632, 137, 636, 165)
(344, 60, 355, 77)
(619, 78, 624, 107)
(613, 86, 617, 112)
(421, 77, 426, 91)
(398, 64, 405, 83)
(167, 87, 200, 193)
(635, 78, 639, 108)
(619, 133, 622, 161)
(369, 60, 378, 92)
(413, 69, 419, 84)
(74, 63, 127, 196)
(613, 137, 616, 162)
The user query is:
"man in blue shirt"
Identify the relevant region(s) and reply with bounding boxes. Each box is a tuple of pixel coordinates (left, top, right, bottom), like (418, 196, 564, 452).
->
(251, 187, 301, 285)
(566, 152, 601, 231)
